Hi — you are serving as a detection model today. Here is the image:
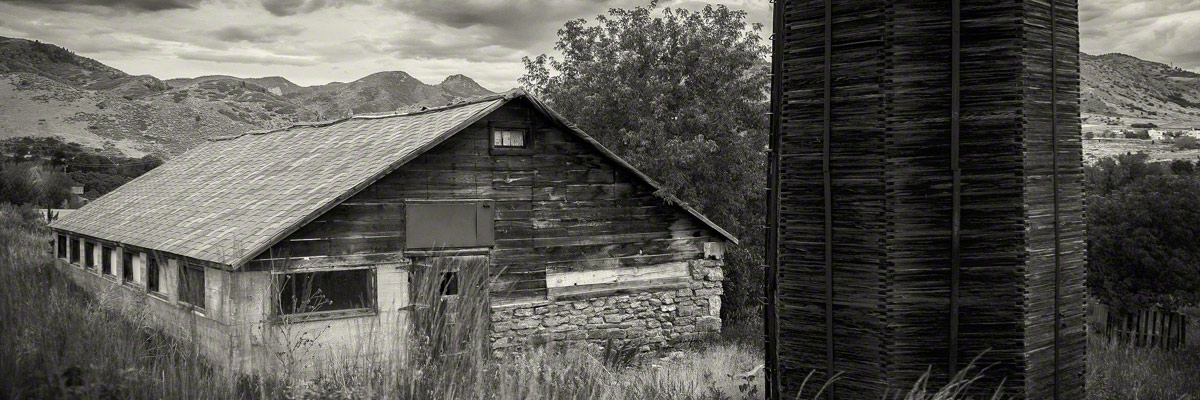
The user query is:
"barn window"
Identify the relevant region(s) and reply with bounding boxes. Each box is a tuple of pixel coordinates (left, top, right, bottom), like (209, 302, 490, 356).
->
(439, 272, 459, 296)
(405, 201, 494, 249)
(147, 257, 160, 293)
(277, 269, 375, 316)
(57, 235, 67, 259)
(492, 128, 526, 148)
(101, 246, 113, 275)
(179, 264, 205, 309)
(122, 251, 134, 283)
(84, 242, 95, 269)
(489, 122, 532, 154)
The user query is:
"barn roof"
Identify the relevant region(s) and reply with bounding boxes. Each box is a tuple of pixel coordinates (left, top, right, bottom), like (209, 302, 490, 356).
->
(51, 89, 737, 267)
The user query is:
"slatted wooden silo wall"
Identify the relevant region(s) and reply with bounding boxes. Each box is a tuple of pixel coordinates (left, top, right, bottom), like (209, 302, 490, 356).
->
(765, 0, 1086, 399)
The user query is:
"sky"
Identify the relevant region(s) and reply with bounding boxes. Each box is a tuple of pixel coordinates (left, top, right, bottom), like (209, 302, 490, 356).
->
(0, 0, 1192, 90)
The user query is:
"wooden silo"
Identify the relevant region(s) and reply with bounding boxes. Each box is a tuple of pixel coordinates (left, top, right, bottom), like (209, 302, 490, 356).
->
(764, 0, 1086, 399)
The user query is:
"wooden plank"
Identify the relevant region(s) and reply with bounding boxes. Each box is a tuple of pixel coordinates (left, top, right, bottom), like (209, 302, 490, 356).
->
(546, 262, 689, 288)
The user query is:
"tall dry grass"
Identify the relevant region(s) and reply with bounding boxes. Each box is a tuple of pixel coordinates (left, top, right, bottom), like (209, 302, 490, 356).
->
(0, 204, 232, 399)
(4, 202, 1199, 399)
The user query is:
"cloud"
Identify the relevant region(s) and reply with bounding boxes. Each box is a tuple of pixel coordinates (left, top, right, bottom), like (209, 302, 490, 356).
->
(178, 50, 318, 66)
(211, 24, 305, 43)
(1081, 0, 1200, 70)
(388, 0, 635, 49)
(260, 0, 365, 16)
(0, 0, 202, 12)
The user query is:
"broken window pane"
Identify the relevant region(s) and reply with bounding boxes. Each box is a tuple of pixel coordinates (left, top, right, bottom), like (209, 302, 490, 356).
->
(278, 269, 374, 315)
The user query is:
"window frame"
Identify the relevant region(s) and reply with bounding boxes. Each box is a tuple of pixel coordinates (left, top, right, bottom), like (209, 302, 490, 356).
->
(146, 256, 160, 293)
(178, 263, 205, 310)
(273, 267, 377, 322)
(122, 250, 134, 283)
(69, 236, 81, 264)
(57, 234, 67, 259)
(84, 241, 95, 269)
(101, 246, 114, 276)
(488, 121, 533, 155)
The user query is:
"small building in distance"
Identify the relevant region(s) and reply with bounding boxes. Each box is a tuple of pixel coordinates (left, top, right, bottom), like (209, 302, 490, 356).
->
(49, 89, 734, 374)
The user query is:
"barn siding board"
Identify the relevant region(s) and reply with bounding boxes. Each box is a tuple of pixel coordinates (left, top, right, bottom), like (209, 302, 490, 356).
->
(255, 100, 719, 302)
(771, 0, 1085, 398)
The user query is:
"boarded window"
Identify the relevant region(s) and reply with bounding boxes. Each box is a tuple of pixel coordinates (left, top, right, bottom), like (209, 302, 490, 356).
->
(122, 251, 134, 283)
(57, 235, 67, 259)
(278, 269, 375, 315)
(179, 264, 205, 308)
(147, 257, 160, 292)
(70, 238, 80, 263)
(102, 246, 113, 275)
(405, 202, 494, 249)
(84, 242, 95, 269)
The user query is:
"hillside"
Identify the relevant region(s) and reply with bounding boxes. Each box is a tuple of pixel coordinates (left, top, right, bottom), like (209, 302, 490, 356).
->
(0, 36, 494, 156)
(283, 71, 493, 118)
(1082, 52, 1200, 126)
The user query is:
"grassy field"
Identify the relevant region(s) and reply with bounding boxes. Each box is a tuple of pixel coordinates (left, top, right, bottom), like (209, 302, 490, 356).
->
(1, 203, 1198, 399)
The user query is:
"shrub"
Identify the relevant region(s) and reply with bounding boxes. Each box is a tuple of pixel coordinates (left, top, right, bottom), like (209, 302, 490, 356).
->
(1175, 136, 1200, 150)
(1088, 173, 1200, 311)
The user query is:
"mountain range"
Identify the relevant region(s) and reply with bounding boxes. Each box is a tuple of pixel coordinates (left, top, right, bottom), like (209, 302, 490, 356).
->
(0, 36, 493, 156)
(3, 35, 1200, 157)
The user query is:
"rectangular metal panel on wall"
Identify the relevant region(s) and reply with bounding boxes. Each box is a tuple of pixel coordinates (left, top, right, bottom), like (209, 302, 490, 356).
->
(767, 0, 1086, 399)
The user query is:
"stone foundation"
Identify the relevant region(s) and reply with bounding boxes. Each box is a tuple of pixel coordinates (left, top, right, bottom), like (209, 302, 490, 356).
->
(489, 260, 723, 352)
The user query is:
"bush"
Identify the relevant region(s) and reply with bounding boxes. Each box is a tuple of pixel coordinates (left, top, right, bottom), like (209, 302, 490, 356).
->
(1175, 136, 1200, 150)
(1087, 156, 1200, 311)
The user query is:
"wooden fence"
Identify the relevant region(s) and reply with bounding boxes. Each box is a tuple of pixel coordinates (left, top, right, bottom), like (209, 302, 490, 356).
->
(1093, 304, 1188, 350)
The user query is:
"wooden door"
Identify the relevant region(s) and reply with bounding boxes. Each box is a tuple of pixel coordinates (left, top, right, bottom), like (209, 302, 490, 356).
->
(410, 254, 490, 362)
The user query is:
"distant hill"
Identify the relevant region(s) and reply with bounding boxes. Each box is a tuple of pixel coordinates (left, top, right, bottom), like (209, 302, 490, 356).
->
(282, 71, 493, 119)
(1082, 52, 1200, 125)
(0, 36, 495, 156)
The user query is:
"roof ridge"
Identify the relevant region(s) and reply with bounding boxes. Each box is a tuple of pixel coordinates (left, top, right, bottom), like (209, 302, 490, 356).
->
(209, 88, 525, 142)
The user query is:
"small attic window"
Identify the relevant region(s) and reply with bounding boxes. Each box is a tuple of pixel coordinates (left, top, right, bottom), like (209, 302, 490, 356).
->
(490, 122, 532, 154)
(493, 129, 526, 148)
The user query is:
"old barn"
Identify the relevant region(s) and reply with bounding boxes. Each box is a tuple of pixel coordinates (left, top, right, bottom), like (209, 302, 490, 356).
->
(48, 89, 734, 374)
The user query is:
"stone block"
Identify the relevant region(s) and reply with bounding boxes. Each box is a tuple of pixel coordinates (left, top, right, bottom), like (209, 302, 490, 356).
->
(603, 314, 626, 323)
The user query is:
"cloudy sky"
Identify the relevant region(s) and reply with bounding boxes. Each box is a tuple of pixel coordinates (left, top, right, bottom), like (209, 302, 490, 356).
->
(0, 0, 1191, 90)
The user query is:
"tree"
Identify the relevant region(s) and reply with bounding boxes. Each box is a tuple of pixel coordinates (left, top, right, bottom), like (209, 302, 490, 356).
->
(0, 162, 39, 205)
(40, 169, 73, 208)
(1088, 174, 1200, 311)
(522, 2, 769, 321)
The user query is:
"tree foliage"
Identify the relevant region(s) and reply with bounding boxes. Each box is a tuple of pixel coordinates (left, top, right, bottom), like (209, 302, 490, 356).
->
(1086, 155, 1200, 311)
(0, 136, 161, 200)
(521, 2, 769, 321)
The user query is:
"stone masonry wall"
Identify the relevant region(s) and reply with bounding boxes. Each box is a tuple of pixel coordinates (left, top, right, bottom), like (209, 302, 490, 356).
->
(489, 259, 723, 352)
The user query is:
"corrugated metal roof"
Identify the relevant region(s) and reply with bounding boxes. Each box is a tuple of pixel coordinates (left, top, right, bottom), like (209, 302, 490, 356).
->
(51, 90, 737, 267)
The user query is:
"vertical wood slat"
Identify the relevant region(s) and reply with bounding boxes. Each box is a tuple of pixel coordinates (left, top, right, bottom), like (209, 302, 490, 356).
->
(948, 0, 962, 378)
(771, 0, 1085, 398)
(1050, 0, 1061, 396)
(1097, 304, 1189, 350)
(821, 1, 836, 399)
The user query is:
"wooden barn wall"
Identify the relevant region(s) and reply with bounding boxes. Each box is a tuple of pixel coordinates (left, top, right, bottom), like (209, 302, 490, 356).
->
(774, 1, 889, 398)
(250, 99, 718, 301)
(1021, 0, 1087, 398)
(771, 0, 1085, 399)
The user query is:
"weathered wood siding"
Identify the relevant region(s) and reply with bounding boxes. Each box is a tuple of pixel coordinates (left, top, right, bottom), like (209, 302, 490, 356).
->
(769, 0, 1086, 399)
(251, 99, 720, 302)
